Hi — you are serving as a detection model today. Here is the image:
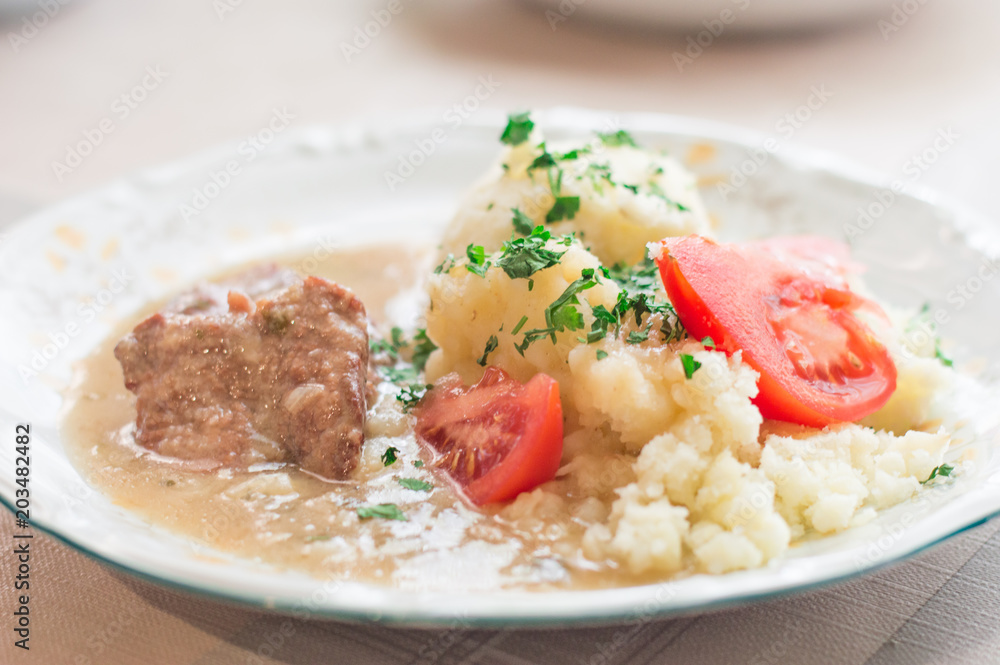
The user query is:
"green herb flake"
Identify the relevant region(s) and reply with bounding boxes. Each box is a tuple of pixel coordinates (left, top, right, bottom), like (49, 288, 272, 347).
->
(922, 464, 956, 484)
(413, 460, 424, 468)
(477, 335, 499, 367)
(496, 226, 566, 280)
(465, 243, 491, 277)
(397, 383, 433, 413)
(380, 365, 421, 384)
(356, 503, 407, 521)
(546, 196, 581, 224)
(626, 330, 648, 345)
(397, 478, 434, 492)
(935, 345, 954, 368)
(370, 337, 398, 360)
(528, 279, 534, 291)
(390, 327, 409, 350)
(702, 336, 716, 350)
(381, 446, 400, 467)
(263, 310, 292, 334)
(596, 349, 609, 361)
(434, 254, 457, 275)
(597, 129, 638, 148)
(305, 534, 333, 542)
(680, 353, 702, 379)
(511, 315, 529, 336)
(411, 329, 437, 372)
(529, 150, 558, 171)
(500, 112, 535, 146)
(512, 208, 535, 236)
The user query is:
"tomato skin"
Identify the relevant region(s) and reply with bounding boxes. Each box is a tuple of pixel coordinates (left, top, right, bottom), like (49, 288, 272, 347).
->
(655, 235, 897, 427)
(415, 367, 564, 505)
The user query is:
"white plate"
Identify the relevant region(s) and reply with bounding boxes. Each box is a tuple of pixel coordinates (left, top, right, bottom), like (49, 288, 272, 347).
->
(521, 0, 900, 33)
(2, 108, 1000, 627)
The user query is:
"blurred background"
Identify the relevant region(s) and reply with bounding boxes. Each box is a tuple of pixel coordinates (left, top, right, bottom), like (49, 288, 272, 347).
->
(0, 0, 997, 221)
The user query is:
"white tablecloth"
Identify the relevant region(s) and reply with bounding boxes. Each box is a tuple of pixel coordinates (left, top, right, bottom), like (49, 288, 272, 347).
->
(2, 1, 999, 662)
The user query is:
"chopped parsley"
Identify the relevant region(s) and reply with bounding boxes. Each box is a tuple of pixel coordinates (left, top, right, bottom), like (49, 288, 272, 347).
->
(305, 534, 333, 542)
(922, 464, 955, 484)
(512, 208, 535, 236)
(397, 383, 432, 413)
(369, 337, 398, 360)
(626, 330, 648, 345)
(500, 112, 534, 146)
(262, 310, 292, 334)
(680, 353, 702, 379)
(529, 150, 558, 171)
(511, 315, 529, 336)
(356, 504, 407, 521)
(596, 349, 609, 361)
(496, 225, 567, 279)
(397, 477, 434, 492)
(516, 269, 600, 354)
(546, 196, 581, 223)
(411, 329, 437, 372)
(465, 243, 490, 277)
(381, 446, 400, 466)
(434, 254, 457, 274)
(597, 129, 638, 148)
(379, 365, 420, 384)
(702, 336, 716, 350)
(648, 181, 690, 211)
(413, 460, 424, 468)
(477, 335, 499, 366)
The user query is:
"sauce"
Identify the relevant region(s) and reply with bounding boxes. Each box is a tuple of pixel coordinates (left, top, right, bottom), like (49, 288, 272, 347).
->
(61, 243, 657, 592)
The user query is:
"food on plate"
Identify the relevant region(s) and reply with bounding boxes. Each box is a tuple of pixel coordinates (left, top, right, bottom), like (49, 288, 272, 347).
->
(63, 113, 963, 590)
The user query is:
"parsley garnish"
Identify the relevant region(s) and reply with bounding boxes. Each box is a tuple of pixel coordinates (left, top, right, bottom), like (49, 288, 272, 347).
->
(477, 335, 499, 367)
(397, 383, 432, 413)
(626, 330, 648, 345)
(496, 226, 567, 279)
(596, 349, 608, 361)
(263, 310, 292, 334)
(381, 446, 400, 466)
(379, 365, 420, 383)
(529, 150, 557, 171)
(465, 244, 490, 277)
(397, 478, 434, 492)
(648, 182, 690, 211)
(512, 208, 535, 236)
(356, 504, 407, 521)
(511, 315, 529, 336)
(597, 129, 638, 148)
(922, 464, 955, 484)
(702, 336, 716, 350)
(434, 254, 457, 274)
(546, 196, 581, 223)
(413, 460, 424, 468)
(411, 329, 437, 372)
(680, 353, 701, 379)
(305, 534, 333, 542)
(500, 112, 534, 146)
(370, 337, 398, 360)
(516, 269, 600, 354)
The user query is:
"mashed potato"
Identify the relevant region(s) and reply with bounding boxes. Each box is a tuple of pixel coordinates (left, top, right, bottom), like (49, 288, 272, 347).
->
(438, 128, 711, 267)
(424, 116, 954, 579)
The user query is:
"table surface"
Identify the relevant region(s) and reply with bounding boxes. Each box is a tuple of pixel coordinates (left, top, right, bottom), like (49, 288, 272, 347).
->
(1, 1, 999, 663)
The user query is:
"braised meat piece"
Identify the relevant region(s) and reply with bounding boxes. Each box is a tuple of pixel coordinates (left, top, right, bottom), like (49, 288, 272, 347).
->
(115, 267, 370, 479)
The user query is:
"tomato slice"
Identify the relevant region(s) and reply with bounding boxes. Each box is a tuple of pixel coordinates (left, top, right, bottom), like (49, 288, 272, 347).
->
(655, 235, 897, 427)
(414, 367, 564, 505)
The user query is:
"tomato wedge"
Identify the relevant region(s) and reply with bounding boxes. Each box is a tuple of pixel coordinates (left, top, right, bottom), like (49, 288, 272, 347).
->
(414, 367, 564, 505)
(655, 235, 896, 427)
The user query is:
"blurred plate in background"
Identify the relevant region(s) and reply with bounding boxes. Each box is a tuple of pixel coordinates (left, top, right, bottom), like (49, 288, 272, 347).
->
(523, 0, 900, 33)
